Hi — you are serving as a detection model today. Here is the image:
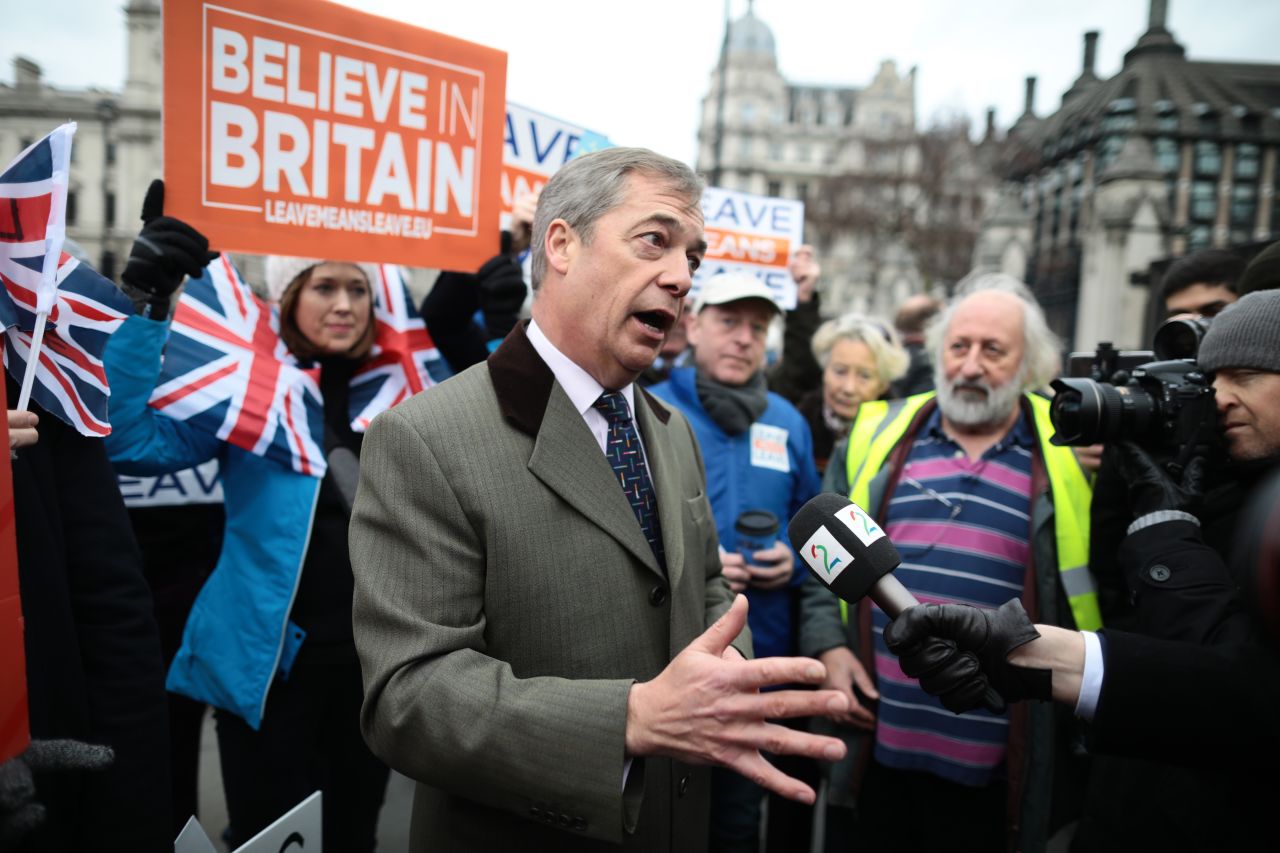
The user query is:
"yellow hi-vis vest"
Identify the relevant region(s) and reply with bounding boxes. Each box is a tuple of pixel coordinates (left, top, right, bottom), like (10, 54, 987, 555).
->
(842, 392, 1102, 631)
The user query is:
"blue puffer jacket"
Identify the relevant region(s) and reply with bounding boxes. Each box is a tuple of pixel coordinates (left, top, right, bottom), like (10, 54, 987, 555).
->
(649, 367, 821, 658)
(104, 315, 319, 729)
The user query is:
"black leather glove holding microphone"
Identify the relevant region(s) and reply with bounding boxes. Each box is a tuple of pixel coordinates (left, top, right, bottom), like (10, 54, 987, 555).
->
(884, 599, 1051, 714)
(121, 179, 218, 321)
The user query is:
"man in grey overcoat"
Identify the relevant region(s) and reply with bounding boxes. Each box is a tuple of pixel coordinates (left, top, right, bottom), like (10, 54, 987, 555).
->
(350, 147, 849, 851)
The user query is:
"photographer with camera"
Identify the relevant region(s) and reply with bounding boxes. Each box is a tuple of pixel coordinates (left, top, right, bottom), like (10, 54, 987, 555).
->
(884, 289, 1280, 850)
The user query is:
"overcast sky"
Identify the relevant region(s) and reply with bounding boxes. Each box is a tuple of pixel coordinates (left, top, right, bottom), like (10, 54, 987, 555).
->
(5, 0, 1278, 164)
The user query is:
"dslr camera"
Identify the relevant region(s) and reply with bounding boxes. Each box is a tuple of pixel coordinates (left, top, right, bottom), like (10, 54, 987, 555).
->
(1048, 317, 1219, 456)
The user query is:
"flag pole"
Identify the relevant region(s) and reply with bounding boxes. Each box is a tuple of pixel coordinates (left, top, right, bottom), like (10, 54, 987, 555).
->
(14, 313, 46, 412)
(14, 122, 76, 414)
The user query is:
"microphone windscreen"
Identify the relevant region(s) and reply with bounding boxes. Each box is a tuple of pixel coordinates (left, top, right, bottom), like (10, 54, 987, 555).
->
(789, 493, 902, 604)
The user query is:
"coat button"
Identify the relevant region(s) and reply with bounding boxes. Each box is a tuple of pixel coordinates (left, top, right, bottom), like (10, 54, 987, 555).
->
(572, 817, 587, 831)
(649, 585, 667, 606)
(558, 813, 572, 827)
(1148, 564, 1171, 582)
(678, 774, 690, 796)
(529, 806, 542, 819)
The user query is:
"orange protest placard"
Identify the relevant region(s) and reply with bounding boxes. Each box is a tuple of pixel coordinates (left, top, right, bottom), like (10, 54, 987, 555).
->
(163, 0, 507, 270)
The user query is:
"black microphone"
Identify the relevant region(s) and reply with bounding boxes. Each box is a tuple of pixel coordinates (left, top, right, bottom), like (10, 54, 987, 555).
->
(789, 493, 918, 617)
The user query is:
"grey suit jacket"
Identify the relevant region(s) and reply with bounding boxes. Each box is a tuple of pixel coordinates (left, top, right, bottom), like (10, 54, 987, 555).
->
(350, 322, 748, 851)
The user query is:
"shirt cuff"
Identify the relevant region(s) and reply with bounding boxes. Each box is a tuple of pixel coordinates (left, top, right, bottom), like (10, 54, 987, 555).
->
(1074, 630, 1104, 721)
(1126, 509, 1199, 536)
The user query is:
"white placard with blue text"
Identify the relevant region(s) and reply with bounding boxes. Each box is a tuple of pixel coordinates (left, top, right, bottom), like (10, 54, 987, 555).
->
(118, 459, 223, 509)
(694, 186, 804, 311)
(502, 102, 611, 230)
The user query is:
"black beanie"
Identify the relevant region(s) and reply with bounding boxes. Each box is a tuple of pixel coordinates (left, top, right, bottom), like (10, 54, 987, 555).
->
(1198, 290, 1280, 373)
(1238, 240, 1280, 296)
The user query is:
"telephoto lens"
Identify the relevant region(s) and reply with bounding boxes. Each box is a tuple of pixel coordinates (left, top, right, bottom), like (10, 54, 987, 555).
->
(1048, 377, 1154, 446)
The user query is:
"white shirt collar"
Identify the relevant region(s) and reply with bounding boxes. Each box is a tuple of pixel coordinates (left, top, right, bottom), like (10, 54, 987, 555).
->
(527, 319, 637, 419)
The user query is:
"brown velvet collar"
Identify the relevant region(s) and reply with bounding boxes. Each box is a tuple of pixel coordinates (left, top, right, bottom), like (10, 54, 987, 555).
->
(486, 320, 671, 437)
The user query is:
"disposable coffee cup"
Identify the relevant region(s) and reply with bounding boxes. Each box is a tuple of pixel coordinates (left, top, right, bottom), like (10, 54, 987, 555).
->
(735, 509, 780, 561)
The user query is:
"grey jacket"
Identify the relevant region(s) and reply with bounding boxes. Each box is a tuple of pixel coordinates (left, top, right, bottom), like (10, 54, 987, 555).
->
(350, 323, 748, 852)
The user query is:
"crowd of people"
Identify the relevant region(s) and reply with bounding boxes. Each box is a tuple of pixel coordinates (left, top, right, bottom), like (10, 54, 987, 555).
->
(4, 145, 1279, 853)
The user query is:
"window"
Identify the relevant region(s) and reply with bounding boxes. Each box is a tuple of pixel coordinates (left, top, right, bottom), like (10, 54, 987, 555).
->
(106, 141, 117, 165)
(769, 142, 782, 161)
(1193, 141, 1221, 176)
(66, 190, 78, 226)
(795, 182, 809, 201)
(1231, 183, 1256, 229)
(1095, 135, 1125, 172)
(99, 250, 116, 281)
(767, 180, 781, 197)
(1190, 181, 1216, 221)
(1235, 144, 1260, 180)
(1154, 137, 1180, 173)
(741, 101, 756, 124)
(105, 192, 116, 228)
(794, 144, 810, 163)
(1188, 225, 1211, 251)
(1196, 109, 1219, 132)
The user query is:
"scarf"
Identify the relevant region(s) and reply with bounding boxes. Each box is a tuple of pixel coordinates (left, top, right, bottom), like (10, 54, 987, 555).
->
(695, 369, 769, 436)
(822, 402, 852, 439)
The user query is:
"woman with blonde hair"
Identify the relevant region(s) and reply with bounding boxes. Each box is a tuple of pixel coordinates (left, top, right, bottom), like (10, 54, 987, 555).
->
(800, 314, 909, 473)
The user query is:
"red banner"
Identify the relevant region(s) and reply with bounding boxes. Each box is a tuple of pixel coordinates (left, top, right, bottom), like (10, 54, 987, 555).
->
(0, 380, 29, 763)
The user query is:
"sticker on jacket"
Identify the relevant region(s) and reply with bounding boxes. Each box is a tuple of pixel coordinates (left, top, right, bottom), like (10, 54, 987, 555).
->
(750, 423, 789, 472)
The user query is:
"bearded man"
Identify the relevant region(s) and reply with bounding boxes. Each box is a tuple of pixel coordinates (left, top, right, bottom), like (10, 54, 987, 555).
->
(797, 277, 1098, 853)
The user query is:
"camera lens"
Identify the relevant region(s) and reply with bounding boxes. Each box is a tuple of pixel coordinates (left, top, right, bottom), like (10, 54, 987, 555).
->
(1153, 316, 1211, 361)
(1049, 378, 1155, 445)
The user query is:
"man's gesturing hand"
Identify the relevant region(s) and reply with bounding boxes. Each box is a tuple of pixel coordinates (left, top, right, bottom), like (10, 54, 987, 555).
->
(624, 595, 849, 804)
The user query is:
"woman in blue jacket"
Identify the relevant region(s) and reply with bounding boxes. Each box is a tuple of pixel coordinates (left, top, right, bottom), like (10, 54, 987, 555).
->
(104, 181, 389, 851)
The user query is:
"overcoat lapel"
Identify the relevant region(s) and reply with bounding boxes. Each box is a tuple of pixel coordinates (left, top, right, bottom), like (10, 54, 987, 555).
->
(528, 387, 664, 577)
(634, 389, 686, 591)
(488, 322, 664, 579)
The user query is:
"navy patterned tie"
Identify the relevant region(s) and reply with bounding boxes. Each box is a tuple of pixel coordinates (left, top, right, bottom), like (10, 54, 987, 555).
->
(593, 391, 666, 573)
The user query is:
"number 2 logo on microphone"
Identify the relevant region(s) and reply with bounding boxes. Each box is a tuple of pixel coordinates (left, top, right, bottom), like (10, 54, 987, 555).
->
(799, 527, 854, 583)
(811, 544, 842, 574)
(840, 506, 886, 548)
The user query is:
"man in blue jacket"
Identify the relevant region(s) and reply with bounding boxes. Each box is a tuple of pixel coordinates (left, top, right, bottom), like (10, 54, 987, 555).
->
(650, 271, 821, 852)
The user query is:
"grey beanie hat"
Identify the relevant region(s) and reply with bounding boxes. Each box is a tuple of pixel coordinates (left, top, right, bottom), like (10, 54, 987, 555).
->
(1197, 289, 1280, 373)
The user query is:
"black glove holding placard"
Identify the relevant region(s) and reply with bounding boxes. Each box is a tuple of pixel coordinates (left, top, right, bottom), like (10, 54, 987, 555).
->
(1106, 440, 1206, 519)
(121, 179, 218, 320)
(884, 599, 1050, 714)
(476, 231, 527, 340)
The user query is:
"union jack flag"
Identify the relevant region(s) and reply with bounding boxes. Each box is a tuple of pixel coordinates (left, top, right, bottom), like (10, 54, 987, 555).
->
(348, 264, 450, 431)
(148, 256, 327, 477)
(0, 125, 133, 437)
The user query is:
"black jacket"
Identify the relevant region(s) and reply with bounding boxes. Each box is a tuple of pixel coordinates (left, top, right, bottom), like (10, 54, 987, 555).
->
(11, 387, 171, 852)
(1073, 520, 1275, 852)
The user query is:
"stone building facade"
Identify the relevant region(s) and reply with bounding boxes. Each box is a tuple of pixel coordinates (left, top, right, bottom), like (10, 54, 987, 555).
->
(0, 0, 163, 283)
(987, 0, 1280, 349)
(695, 3, 997, 320)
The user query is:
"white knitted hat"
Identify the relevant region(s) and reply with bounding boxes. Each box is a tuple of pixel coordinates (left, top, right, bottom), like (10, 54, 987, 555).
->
(265, 256, 382, 302)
